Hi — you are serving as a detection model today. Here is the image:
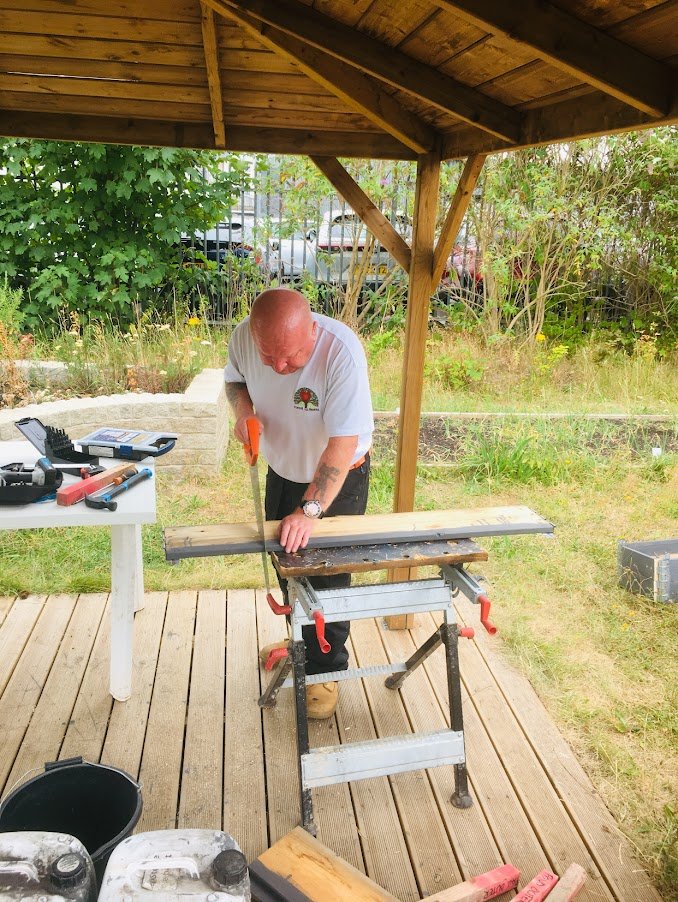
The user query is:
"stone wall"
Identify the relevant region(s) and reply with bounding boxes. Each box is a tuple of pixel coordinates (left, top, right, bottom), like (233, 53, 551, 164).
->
(0, 368, 228, 472)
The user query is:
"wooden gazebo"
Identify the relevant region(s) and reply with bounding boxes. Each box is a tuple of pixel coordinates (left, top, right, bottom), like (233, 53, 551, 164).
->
(2, 0, 676, 512)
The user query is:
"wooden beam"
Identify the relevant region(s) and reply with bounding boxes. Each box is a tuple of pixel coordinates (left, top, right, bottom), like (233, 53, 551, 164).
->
(310, 156, 412, 272)
(441, 92, 678, 160)
(394, 152, 441, 516)
(207, 2, 435, 153)
(217, 0, 522, 143)
(436, 0, 672, 117)
(432, 154, 486, 289)
(164, 506, 554, 560)
(200, 2, 226, 147)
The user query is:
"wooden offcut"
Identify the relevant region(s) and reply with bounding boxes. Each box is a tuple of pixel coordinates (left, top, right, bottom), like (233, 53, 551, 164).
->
(420, 863, 520, 901)
(164, 505, 554, 560)
(253, 827, 400, 901)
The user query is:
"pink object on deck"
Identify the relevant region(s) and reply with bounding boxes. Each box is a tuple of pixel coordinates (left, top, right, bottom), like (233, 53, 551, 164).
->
(514, 869, 559, 902)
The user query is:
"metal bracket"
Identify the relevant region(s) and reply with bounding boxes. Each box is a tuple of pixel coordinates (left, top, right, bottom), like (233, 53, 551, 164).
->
(440, 564, 484, 604)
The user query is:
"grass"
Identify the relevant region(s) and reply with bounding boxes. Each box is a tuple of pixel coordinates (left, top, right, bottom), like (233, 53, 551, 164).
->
(1, 326, 677, 896)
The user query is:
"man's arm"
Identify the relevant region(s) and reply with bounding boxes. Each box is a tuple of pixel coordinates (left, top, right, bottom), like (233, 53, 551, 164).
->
(279, 434, 359, 553)
(225, 382, 257, 444)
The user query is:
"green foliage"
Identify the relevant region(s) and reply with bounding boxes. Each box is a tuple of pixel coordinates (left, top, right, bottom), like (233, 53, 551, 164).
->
(0, 140, 249, 324)
(0, 274, 25, 334)
(455, 432, 589, 485)
(426, 352, 485, 390)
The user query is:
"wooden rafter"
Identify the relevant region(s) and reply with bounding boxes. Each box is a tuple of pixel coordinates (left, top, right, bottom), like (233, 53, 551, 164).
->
(432, 153, 486, 288)
(310, 156, 412, 272)
(207, 2, 435, 153)
(214, 0, 522, 143)
(200, 2, 226, 148)
(436, 0, 672, 117)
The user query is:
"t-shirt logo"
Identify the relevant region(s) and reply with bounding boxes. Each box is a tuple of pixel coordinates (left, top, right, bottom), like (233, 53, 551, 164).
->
(294, 387, 319, 410)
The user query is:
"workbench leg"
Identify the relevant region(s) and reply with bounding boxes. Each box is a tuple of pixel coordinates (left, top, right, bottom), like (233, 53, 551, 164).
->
(132, 524, 144, 613)
(291, 637, 316, 836)
(258, 653, 292, 708)
(441, 614, 472, 808)
(384, 628, 442, 690)
(110, 524, 138, 702)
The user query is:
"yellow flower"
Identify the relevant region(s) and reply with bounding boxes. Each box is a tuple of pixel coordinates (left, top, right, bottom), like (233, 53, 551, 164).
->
(536, 333, 546, 342)
(187, 316, 201, 326)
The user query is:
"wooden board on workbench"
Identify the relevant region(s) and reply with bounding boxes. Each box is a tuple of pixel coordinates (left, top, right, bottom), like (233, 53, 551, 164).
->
(273, 538, 488, 578)
(165, 506, 553, 560)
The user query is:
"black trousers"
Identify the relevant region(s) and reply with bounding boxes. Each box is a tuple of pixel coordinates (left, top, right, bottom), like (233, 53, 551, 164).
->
(265, 455, 370, 675)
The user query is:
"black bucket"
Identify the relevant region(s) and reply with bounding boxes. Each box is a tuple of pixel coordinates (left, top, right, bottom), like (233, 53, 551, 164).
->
(0, 756, 142, 888)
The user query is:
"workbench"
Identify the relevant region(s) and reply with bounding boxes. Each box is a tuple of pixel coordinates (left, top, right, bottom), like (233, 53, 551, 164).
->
(260, 537, 495, 833)
(0, 439, 156, 702)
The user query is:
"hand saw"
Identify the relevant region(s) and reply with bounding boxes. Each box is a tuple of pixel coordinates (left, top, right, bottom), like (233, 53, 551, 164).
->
(244, 417, 289, 615)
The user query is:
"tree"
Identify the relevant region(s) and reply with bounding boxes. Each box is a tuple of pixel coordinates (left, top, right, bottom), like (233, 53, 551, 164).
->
(0, 140, 249, 324)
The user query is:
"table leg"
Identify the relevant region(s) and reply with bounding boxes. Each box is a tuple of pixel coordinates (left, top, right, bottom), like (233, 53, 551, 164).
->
(132, 524, 145, 613)
(110, 524, 143, 701)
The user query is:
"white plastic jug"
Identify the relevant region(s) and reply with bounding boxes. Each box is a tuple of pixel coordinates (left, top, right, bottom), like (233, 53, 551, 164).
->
(0, 831, 97, 901)
(97, 829, 250, 901)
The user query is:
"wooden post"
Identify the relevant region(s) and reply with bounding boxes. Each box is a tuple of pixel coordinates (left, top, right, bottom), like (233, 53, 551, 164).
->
(387, 150, 440, 628)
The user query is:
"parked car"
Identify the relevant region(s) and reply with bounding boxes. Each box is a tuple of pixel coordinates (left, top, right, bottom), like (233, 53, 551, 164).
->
(267, 227, 321, 282)
(312, 207, 411, 288)
(182, 214, 267, 269)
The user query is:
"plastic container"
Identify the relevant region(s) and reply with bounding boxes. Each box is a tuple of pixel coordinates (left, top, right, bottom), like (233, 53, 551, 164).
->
(0, 830, 97, 901)
(0, 757, 142, 889)
(98, 829, 251, 900)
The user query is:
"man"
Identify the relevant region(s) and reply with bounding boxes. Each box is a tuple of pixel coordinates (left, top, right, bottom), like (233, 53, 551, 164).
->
(224, 287, 374, 719)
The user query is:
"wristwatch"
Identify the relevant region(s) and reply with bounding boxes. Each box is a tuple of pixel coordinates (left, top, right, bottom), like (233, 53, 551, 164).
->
(301, 499, 323, 519)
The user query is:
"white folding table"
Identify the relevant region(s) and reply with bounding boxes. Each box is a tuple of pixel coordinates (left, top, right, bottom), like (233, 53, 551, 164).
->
(0, 439, 156, 701)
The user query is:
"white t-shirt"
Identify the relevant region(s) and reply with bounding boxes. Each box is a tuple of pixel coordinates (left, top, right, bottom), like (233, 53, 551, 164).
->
(224, 313, 374, 483)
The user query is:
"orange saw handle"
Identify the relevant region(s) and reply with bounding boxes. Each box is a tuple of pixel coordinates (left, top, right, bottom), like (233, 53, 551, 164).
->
(244, 416, 261, 466)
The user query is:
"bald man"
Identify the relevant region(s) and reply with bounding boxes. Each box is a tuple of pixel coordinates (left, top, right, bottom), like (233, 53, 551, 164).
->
(224, 288, 374, 718)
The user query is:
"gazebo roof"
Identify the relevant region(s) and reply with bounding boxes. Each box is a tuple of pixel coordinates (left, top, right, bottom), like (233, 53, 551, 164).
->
(1, 0, 676, 158)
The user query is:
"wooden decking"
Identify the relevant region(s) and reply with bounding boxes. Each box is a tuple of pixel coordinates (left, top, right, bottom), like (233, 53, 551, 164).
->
(0, 590, 663, 902)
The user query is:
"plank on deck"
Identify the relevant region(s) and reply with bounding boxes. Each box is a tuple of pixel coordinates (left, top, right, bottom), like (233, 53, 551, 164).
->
(0, 590, 661, 902)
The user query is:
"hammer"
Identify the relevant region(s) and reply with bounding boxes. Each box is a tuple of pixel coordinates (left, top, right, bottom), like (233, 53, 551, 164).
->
(84, 467, 152, 512)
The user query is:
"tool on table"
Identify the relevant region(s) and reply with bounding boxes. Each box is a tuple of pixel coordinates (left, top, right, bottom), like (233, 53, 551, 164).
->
(0, 457, 63, 505)
(56, 462, 139, 506)
(243, 416, 285, 618)
(85, 467, 152, 512)
(14, 417, 98, 464)
(76, 426, 177, 460)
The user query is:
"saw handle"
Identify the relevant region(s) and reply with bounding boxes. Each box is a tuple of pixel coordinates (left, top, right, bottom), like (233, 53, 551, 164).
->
(243, 416, 261, 466)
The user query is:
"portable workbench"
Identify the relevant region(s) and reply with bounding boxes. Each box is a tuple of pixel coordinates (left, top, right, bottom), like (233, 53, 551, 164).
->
(260, 537, 495, 834)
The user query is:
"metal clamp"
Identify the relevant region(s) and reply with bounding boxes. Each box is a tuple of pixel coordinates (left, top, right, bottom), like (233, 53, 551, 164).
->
(440, 565, 497, 634)
(292, 578, 331, 654)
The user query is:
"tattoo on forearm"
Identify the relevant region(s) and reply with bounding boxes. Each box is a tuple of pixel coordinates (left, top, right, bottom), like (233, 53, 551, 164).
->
(225, 382, 251, 415)
(312, 463, 340, 502)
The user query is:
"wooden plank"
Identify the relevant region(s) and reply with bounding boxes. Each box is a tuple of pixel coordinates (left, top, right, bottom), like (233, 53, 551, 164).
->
(0, 33, 207, 67)
(445, 610, 615, 900)
(408, 613, 553, 885)
(0, 54, 209, 86)
(0, 0, 201, 20)
(350, 617, 493, 895)
(0, 594, 45, 695)
(273, 538, 488, 578)
(255, 588, 299, 844)
(0, 92, 211, 123)
(432, 154, 486, 288)
(60, 596, 114, 763)
(178, 589, 226, 830)
(4, 593, 106, 792)
(457, 597, 664, 902)
(215, 0, 522, 142)
(310, 156, 412, 271)
(101, 592, 168, 779)
(255, 827, 401, 901)
(137, 590, 197, 831)
(0, 72, 210, 104)
(0, 594, 75, 794)
(224, 588, 267, 861)
(1, 10, 204, 46)
(209, 3, 434, 153)
(420, 863, 520, 901)
(346, 620, 461, 902)
(165, 507, 554, 559)
(0, 596, 13, 627)
(436, 0, 671, 116)
(201, 2, 227, 147)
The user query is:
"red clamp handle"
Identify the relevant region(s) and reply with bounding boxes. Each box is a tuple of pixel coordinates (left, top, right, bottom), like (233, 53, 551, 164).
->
(265, 647, 289, 671)
(478, 594, 497, 635)
(244, 416, 261, 467)
(459, 626, 475, 639)
(267, 592, 291, 616)
(312, 611, 331, 654)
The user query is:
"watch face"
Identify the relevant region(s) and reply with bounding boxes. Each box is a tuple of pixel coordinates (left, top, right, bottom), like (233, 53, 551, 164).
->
(302, 499, 323, 518)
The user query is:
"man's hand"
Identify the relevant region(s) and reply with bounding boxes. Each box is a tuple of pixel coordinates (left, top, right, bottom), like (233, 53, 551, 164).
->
(279, 507, 317, 553)
(234, 413, 262, 446)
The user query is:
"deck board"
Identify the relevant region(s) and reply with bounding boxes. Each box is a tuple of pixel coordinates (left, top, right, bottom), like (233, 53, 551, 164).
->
(0, 589, 661, 902)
